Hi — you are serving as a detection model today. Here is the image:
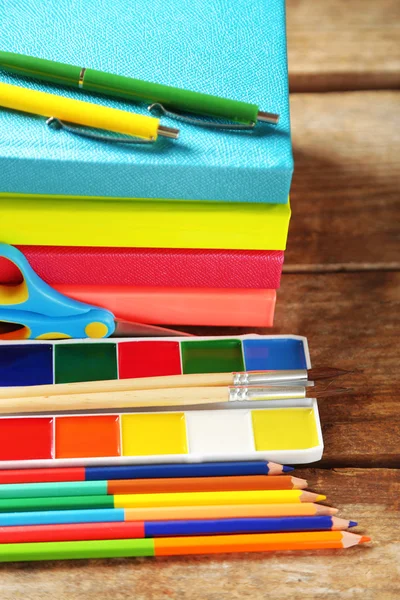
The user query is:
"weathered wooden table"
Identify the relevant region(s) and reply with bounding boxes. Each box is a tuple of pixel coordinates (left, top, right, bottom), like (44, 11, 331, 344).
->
(1, 1, 399, 597)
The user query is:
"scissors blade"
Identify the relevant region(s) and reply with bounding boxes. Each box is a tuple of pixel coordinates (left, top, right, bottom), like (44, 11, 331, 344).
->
(112, 320, 194, 338)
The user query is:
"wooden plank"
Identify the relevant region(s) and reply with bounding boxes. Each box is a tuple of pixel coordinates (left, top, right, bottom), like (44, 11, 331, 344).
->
(287, 0, 400, 91)
(0, 468, 398, 599)
(189, 271, 400, 464)
(271, 271, 400, 466)
(285, 91, 400, 269)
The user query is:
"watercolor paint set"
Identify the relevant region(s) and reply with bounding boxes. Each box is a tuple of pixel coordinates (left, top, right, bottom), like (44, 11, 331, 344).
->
(0, 335, 323, 468)
(0, 335, 310, 387)
(0, 402, 322, 468)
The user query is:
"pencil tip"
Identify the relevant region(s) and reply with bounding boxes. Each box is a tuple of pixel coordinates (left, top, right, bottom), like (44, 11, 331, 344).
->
(316, 494, 326, 502)
(282, 465, 294, 473)
(349, 521, 358, 527)
(360, 536, 371, 544)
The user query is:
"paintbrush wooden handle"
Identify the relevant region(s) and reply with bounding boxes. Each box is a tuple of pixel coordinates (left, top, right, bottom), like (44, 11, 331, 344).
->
(0, 386, 229, 414)
(0, 373, 235, 399)
(0, 370, 311, 399)
(0, 386, 310, 414)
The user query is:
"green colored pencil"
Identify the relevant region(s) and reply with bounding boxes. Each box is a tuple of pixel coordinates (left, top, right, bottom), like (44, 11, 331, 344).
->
(0, 532, 371, 562)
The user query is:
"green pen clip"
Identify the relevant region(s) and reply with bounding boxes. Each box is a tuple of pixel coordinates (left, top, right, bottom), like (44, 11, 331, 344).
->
(148, 102, 257, 130)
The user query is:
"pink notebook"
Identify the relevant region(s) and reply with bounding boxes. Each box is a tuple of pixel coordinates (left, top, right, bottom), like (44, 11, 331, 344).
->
(0, 246, 284, 289)
(53, 285, 276, 327)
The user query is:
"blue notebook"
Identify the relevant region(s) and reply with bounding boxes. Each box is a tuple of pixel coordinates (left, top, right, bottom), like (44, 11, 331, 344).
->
(0, 0, 292, 204)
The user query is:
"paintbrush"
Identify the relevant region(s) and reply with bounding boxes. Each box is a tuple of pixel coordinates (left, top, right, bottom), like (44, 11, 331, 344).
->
(0, 367, 351, 400)
(0, 385, 351, 414)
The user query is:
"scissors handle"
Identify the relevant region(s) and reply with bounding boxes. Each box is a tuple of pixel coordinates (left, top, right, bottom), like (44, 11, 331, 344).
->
(0, 244, 116, 339)
(0, 308, 116, 341)
(0, 243, 94, 316)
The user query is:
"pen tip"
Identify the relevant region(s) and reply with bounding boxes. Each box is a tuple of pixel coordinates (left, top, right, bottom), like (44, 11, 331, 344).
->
(158, 125, 180, 140)
(257, 110, 280, 125)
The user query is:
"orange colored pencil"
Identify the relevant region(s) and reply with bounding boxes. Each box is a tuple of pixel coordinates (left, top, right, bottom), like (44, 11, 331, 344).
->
(0, 532, 371, 562)
(155, 531, 371, 555)
(107, 475, 307, 495)
(124, 503, 338, 521)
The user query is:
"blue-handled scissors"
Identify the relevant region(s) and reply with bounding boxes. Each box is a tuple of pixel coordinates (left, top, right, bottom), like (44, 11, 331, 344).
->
(0, 244, 191, 340)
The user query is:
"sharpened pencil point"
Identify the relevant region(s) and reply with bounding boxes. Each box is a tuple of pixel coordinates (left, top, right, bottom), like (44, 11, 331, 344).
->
(292, 477, 308, 489)
(316, 495, 326, 502)
(349, 521, 358, 527)
(360, 536, 371, 544)
(282, 465, 294, 473)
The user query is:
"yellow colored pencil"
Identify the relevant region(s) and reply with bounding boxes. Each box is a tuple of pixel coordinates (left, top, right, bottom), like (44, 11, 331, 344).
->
(113, 489, 325, 508)
(0, 82, 178, 140)
(0, 490, 325, 513)
(123, 503, 338, 520)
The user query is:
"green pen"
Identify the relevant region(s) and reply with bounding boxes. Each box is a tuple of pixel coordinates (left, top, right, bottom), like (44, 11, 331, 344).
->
(0, 51, 279, 127)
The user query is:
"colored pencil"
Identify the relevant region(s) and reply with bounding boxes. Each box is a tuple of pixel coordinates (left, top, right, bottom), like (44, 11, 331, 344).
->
(0, 490, 324, 513)
(0, 517, 357, 544)
(0, 384, 349, 414)
(0, 461, 293, 484)
(0, 475, 307, 500)
(0, 532, 371, 562)
(0, 367, 349, 399)
(0, 504, 337, 528)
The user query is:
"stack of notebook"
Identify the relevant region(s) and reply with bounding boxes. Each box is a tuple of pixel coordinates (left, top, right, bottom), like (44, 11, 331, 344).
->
(0, 0, 292, 327)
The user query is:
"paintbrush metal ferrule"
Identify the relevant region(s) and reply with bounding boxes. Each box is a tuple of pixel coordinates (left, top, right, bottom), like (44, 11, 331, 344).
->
(228, 385, 351, 402)
(232, 370, 308, 385)
(228, 386, 307, 402)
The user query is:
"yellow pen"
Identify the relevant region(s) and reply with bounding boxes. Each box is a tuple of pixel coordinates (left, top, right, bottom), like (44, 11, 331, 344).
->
(0, 82, 179, 141)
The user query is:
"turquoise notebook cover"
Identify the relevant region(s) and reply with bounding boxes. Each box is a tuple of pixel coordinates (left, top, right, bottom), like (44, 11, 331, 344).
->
(0, 0, 292, 204)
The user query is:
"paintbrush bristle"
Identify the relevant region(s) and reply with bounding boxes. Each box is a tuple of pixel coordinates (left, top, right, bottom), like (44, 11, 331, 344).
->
(307, 367, 355, 381)
(311, 387, 353, 398)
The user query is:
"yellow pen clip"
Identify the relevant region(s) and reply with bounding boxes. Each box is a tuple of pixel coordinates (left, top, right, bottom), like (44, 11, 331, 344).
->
(46, 118, 154, 145)
(0, 82, 179, 142)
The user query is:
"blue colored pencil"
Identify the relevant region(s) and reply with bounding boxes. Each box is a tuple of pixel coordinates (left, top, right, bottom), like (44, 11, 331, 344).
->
(0, 508, 125, 527)
(144, 516, 356, 537)
(85, 462, 293, 480)
(0, 504, 338, 528)
(0, 516, 356, 544)
(0, 461, 293, 485)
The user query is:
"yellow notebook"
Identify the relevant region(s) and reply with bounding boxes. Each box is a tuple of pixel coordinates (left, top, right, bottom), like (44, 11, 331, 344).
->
(0, 194, 290, 250)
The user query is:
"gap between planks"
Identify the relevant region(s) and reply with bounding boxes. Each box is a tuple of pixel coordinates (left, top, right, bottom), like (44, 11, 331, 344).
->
(286, 0, 400, 93)
(283, 263, 400, 274)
